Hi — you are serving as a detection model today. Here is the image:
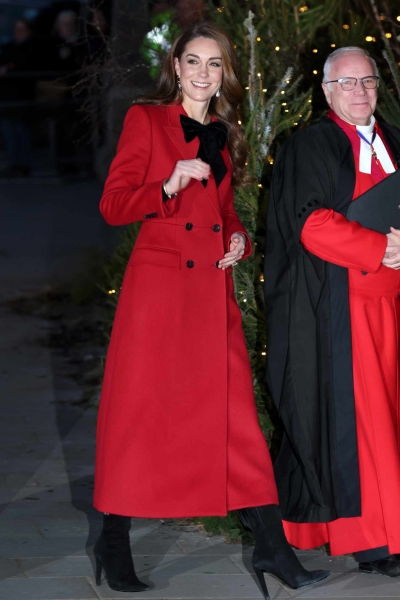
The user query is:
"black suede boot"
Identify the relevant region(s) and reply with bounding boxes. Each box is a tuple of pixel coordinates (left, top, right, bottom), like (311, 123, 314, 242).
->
(94, 514, 150, 592)
(238, 505, 331, 599)
(359, 555, 400, 577)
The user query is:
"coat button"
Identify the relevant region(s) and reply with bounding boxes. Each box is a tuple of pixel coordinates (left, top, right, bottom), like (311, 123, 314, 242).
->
(185, 222, 194, 231)
(152, 212, 158, 218)
(215, 261, 219, 268)
(186, 260, 195, 268)
(212, 224, 221, 232)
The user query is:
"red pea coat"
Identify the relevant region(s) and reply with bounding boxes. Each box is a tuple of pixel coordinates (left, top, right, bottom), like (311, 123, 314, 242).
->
(93, 103, 278, 518)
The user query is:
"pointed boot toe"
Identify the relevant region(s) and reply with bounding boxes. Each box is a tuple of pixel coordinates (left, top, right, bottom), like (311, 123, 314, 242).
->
(297, 568, 331, 588)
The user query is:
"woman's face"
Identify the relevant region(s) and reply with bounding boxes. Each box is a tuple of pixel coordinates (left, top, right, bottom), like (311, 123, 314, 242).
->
(174, 37, 223, 105)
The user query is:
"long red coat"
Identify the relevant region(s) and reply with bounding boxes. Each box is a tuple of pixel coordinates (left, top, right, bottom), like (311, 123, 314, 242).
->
(93, 103, 278, 518)
(284, 112, 400, 556)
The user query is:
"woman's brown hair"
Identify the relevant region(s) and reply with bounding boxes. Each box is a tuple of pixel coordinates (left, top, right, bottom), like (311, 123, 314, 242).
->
(136, 21, 251, 188)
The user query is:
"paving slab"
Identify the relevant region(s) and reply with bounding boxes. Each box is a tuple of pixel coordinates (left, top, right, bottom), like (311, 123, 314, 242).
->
(0, 576, 98, 600)
(285, 572, 400, 597)
(0, 559, 25, 579)
(18, 556, 95, 578)
(92, 573, 289, 599)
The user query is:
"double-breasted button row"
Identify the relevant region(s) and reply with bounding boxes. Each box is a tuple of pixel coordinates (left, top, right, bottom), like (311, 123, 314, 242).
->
(144, 212, 158, 219)
(185, 223, 221, 232)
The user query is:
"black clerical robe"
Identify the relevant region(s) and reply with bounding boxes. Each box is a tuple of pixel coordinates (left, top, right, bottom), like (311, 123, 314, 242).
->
(264, 116, 400, 523)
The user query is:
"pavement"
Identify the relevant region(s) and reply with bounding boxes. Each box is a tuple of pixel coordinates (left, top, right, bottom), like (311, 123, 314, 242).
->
(1, 180, 400, 599)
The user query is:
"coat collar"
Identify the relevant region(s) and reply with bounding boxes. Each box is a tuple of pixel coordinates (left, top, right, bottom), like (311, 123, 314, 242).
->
(164, 103, 231, 215)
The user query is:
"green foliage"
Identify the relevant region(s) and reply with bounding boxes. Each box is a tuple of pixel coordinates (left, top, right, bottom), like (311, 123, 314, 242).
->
(140, 11, 181, 80)
(193, 512, 253, 543)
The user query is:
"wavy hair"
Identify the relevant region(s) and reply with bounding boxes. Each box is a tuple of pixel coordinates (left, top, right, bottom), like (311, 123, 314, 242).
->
(136, 21, 251, 188)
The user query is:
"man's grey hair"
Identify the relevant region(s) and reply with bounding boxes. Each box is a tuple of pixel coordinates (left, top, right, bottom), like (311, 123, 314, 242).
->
(323, 47, 379, 85)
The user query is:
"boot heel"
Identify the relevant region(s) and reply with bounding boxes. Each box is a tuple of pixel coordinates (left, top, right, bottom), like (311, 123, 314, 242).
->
(254, 566, 270, 599)
(95, 557, 102, 586)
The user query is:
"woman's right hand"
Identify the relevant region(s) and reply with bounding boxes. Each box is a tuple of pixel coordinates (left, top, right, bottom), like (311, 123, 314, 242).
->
(164, 159, 211, 195)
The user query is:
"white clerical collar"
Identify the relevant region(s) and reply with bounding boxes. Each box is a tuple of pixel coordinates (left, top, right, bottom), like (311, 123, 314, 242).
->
(356, 115, 375, 135)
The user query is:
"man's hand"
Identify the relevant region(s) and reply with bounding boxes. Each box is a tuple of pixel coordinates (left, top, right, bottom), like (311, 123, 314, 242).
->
(218, 233, 246, 270)
(382, 227, 400, 269)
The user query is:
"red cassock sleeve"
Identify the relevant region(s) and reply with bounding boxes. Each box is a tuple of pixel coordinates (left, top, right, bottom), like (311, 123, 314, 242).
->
(301, 208, 387, 273)
(222, 185, 252, 259)
(100, 105, 179, 225)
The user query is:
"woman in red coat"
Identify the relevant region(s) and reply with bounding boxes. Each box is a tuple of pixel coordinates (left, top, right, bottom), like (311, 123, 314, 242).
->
(93, 21, 330, 597)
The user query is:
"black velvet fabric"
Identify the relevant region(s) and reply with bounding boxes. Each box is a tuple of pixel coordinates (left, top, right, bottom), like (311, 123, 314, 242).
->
(180, 114, 227, 187)
(238, 505, 330, 589)
(94, 514, 149, 592)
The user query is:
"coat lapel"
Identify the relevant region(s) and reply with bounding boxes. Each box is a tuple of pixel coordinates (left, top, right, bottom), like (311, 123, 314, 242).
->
(164, 104, 228, 215)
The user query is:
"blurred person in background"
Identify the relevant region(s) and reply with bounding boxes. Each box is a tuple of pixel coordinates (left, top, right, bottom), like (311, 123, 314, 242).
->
(52, 9, 82, 72)
(0, 19, 37, 177)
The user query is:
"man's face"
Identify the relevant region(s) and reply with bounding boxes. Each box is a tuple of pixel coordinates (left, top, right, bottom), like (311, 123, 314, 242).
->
(322, 53, 378, 126)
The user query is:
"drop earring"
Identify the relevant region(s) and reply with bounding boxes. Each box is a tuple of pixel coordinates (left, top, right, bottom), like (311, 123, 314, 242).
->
(177, 76, 182, 91)
(215, 88, 221, 98)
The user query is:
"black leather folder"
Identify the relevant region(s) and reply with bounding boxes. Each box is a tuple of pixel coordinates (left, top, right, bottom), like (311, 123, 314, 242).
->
(346, 169, 400, 233)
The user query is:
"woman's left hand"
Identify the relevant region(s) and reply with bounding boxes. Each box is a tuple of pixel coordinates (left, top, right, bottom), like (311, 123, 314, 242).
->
(217, 232, 246, 270)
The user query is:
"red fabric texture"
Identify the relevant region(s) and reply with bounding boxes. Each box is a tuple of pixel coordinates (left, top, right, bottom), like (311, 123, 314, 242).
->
(94, 103, 278, 517)
(286, 111, 400, 555)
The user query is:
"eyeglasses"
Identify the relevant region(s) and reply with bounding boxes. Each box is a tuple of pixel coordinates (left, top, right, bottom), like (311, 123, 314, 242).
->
(324, 76, 380, 91)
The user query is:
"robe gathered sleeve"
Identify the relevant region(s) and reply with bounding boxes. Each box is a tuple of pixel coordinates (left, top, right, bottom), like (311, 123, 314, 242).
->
(100, 105, 179, 226)
(301, 209, 387, 273)
(222, 185, 252, 260)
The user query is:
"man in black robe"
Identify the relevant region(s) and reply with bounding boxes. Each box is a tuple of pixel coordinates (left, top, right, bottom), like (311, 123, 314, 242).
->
(265, 46, 400, 576)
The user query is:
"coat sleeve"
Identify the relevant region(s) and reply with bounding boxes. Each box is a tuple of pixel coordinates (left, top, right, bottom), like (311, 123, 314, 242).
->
(221, 185, 252, 260)
(100, 105, 179, 225)
(301, 209, 387, 273)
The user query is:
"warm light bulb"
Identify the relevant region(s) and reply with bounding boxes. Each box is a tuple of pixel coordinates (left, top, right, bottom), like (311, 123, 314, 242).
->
(343, 24, 350, 30)
(385, 33, 392, 38)
(275, 46, 280, 51)
(312, 49, 318, 53)
(257, 37, 261, 41)
(313, 70, 318, 74)
(238, 120, 242, 125)
(330, 43, 336, 47)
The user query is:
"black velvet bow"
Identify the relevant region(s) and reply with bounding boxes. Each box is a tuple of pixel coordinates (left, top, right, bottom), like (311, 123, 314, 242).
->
(180, 114, 228, 188)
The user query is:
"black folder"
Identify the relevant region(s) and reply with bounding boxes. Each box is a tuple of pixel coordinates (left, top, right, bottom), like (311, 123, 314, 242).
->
(346, 169, 400, 233)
